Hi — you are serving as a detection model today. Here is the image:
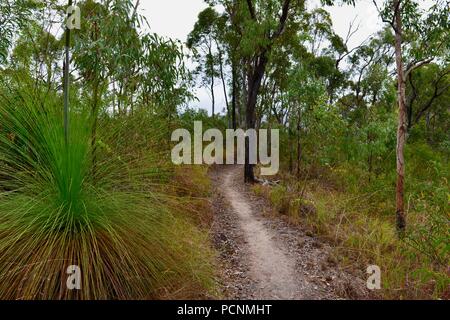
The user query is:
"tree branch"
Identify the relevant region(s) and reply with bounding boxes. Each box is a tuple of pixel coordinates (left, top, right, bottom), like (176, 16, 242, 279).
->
(372, 0, 398, 32)
(272, 0, 291, 39)
(131, 0, 140, 21)
(405, 58, 434, 78)
(246, 0, 256, 20)
(413, 69, 450, 124)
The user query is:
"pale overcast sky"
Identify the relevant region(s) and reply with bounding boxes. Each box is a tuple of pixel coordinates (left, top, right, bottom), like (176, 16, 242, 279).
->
(138, 0, 433, 114)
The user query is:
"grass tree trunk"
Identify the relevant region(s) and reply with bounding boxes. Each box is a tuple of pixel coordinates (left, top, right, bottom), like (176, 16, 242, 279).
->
(63, 0, 73, 145)
(393, 0, 407, 234)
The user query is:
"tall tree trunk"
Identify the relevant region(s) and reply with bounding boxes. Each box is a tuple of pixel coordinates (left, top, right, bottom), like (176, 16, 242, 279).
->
(245, 53, 269, 183)
(393, 0, 406, 233)
(240, 62, 247, 127)
(368, 132, 373, 183)
(288, 125, 293, 173)
(209, 43, 215, 118)
(231, 58, 237, 130)
(218, 48, 230, 125)
(112, 81, 116, 116)
(211, 74, 215, 118)
(426, 111, 432, 144)
(242, 0, 291, 182)
(296, 112, 301, 178)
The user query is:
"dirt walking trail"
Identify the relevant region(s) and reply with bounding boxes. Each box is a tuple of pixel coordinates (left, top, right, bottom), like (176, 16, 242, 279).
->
(211, 165, 370, 300)
(222, 169, 301, 299)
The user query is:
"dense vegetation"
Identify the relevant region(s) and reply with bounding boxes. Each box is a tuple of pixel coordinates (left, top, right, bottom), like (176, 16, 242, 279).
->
(0, 0, 448, 299)
(188, 0, 448, 298)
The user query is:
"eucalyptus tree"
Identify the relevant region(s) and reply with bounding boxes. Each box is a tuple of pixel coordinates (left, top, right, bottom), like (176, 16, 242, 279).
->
(0, 0, 36, 66)
(207, 0, 361, 181)
(406, 63, 450, 134)
(214, 14, 232, 123)
(218, 0, 247, 130)
(241, 0, 301, 182)
(200, 0, 302, 181)
(188, 7, 222, 118)
(374, 0, 449, 233)
(286, 65, 326, 176)
(10, 21, 62, 90)
(344, 31, 393, 116)
(71, 0, 142, 179)
(139, 33, 194, 118)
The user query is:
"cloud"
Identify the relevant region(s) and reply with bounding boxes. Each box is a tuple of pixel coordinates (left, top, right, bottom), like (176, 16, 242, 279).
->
(139, 0, 208, 42)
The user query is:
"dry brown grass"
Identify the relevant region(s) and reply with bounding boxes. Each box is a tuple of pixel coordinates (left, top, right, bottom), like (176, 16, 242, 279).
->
(251, 173, 449, 300)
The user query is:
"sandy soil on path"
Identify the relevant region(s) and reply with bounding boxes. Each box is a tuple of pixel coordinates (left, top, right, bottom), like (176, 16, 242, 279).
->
(211, 165, 371, 300)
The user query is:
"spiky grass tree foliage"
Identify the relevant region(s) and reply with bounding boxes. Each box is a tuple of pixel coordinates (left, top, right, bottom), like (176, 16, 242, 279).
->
(0, 88, 215, 299)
